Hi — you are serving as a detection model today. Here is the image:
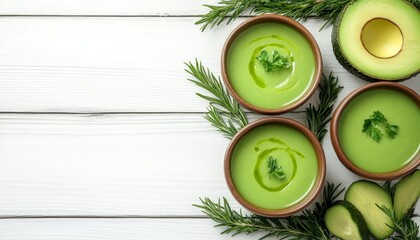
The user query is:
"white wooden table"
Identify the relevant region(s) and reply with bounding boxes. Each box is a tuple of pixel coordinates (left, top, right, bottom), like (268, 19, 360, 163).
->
(0, 1, 418, 239)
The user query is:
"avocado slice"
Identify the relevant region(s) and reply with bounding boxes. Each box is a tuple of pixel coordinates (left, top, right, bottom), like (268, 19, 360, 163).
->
(394, 170, 420, 220)
(325, 200, 369, 240)
(345, 180, 394, 239)
(332, 0, 420, 81)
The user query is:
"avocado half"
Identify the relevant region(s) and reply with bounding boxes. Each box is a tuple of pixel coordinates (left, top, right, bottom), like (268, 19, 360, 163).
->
(332, 0, 420, 82)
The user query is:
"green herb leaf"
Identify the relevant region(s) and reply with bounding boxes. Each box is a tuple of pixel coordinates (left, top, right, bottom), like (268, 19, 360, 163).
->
(186, 59, 342, 142)
(196, 0, 255, 31)
(382, 180, 397, 198)
(306, 73, 343, 142)
(256, 50, 290, 72)
(267, 156, 285, 180)
(193, 182, 345, 239)
(372, 111, 387, 124)
(408, 0, 420, 10)
(381, 181, 419, 239)
(363, 118, 383, 142)
(362, 111, 399, 142)
(386, 124, 399, 139)
(196, 0, 420, 31)
(185, 60, 248, 139)
(377, 205, 419, 239)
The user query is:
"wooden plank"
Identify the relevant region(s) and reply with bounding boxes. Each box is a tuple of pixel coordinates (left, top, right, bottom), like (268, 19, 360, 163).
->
(1, 113, 417, 217)
(0, 113, 287, 216)
(1, 17, 418, 113)
(1, 218, 418, 240)
(0, 0, 220, 15)
(0, 218, 266, 240)
(0, 112, 370, 216)
(0, 17, 240, 113)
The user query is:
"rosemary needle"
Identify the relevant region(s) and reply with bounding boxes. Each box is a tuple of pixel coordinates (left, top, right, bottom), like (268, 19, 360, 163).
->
(196, 0, 350, 31)
(185, 60, 248, 139)
(196, 0, 420, 31)
(186, 60, 342, 142)
(194, 182, 345, 239)
(306, 73, 343, 142)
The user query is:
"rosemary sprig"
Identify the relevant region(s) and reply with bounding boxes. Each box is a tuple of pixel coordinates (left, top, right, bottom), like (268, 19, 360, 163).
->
(253, 0, 350, 29)
(409, 0, 420, 9)
(196, 0, 420, 31)
(381, 181, 419, 240)
(193, 182, 345, 239)
(306, 73, 343, 142)
(185, 60, 248, 139)
(377, 205, 419, 240)
(382, 180, 397, 198)
(186, 60, 342, 141)
(196, 0, 255, 31)
(196, 0, 349, 31)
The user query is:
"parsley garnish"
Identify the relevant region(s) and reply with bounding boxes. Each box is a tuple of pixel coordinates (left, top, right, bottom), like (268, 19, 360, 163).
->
(267, 156, 285, 180)
(256, 50, 290, 72)
(362, 111, 399, 142)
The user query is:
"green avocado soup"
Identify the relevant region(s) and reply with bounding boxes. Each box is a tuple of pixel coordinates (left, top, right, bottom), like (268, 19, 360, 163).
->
(230, 123, 319, 210)
(338, 88, 420, 173)
(227, 22, 316, 110)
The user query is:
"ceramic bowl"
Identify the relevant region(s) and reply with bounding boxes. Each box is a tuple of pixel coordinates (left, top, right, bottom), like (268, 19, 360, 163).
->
(330, 82, 420, 180)
(224, 117, 326, 217)
(221, 14, 322, 114)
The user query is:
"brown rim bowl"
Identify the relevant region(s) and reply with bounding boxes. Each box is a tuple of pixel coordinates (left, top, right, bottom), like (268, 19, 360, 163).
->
(221, 14, 323, 115)
(224, 117, 326, 217)
(330, 82, 420, 180)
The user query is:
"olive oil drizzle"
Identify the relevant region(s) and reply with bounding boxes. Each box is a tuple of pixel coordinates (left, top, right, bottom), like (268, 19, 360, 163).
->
(245, 35, 297, 90)
(253, 138, 304, 192)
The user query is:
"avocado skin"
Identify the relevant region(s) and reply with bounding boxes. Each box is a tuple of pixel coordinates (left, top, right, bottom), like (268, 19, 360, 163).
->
(345, 180, 394, 239)
(325, 200, 370, 240)
(331, 0, 420, 82)
(408, 0, 420, 9)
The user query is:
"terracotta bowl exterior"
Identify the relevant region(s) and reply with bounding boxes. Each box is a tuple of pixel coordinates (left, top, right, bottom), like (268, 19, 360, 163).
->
(221, 14, 323, 114)
(330, 82, 420, 180)
(224, 117, 326, 217)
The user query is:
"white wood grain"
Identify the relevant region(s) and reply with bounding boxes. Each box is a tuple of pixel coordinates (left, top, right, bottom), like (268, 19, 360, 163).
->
(0, 0, 220, 15)
(1, 17, 418, 113)
(0, 112, 373, 216)
(1, 217, 419, 240)
(0, 218, 268, 240)
(0, 17, 241, 113)
(0, 8, 419, 237)
(0, 0, 418, 238)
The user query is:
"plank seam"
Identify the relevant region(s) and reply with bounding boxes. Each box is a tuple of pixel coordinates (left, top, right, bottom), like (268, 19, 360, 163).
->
(0, 111, 305, 115)
(0, 15, 252, 18)
(0, 215, 208, 219)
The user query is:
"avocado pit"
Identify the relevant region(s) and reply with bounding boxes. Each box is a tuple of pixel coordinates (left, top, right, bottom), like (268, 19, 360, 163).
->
(331, 0, 420, 81)
(361, 18, 403, 59)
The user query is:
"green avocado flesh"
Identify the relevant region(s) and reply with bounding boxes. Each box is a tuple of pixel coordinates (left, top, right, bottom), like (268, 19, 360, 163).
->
(338, 87, 420, 173)
(325, 201, 369, 240)
(394, 170, 420, 220)
(227, 22, 316, 110)
(345, 181, 394, 239)
(230, 123, 318, 210)
(332, 0, 420, 81)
